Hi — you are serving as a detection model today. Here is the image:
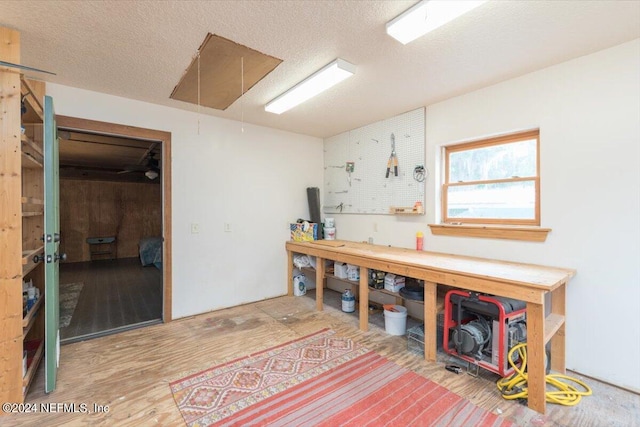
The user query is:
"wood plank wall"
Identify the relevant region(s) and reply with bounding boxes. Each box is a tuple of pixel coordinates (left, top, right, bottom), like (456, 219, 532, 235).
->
(59, 180, 162, 263)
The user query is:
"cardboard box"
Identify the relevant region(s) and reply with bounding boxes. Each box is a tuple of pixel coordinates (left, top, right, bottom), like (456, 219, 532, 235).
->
(290, 222, 318, 242)
(385, 281, 405, 293)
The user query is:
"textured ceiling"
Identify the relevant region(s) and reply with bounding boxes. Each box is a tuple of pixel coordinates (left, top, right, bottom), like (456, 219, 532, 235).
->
(2, 1, 639, 138)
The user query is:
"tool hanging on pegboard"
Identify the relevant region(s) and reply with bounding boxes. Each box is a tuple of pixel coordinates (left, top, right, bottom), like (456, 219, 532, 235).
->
(385, 133, 398, 178)
(346, 161, 355, 186)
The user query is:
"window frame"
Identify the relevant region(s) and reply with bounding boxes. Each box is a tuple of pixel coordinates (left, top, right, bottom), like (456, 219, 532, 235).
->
(442, 129, 541, 226)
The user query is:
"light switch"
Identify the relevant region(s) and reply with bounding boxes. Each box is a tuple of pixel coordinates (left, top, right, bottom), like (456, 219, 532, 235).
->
(191, 223, 200, 234)
(224, 223, 232, 232)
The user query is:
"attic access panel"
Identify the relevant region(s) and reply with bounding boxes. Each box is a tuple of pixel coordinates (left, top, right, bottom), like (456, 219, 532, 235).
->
(170, 33, 282, 110)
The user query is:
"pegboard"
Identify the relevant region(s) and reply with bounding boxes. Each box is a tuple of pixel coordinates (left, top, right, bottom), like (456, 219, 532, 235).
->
(323, 108, 425, 215)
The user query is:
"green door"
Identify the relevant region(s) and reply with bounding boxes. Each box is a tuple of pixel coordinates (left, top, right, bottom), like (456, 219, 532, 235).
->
(43, 95, 61, 393)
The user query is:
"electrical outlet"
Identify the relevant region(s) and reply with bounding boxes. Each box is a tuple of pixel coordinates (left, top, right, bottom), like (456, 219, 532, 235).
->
(224, 223, 232, 232)
(191, 223, 200, 234)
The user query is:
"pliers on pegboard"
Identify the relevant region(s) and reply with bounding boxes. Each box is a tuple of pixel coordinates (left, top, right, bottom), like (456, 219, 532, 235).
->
(385, 133, 398, 178)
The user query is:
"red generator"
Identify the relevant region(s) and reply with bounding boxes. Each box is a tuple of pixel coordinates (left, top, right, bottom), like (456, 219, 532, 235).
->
(443, 290, 527, 377)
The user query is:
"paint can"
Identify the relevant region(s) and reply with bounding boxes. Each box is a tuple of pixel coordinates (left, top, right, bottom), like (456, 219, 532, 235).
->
(342, 289, 355, 313)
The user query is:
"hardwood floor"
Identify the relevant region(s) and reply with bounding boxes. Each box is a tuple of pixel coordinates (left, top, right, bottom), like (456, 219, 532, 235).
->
(8, 294, 638, 426)
(59, 258, 162, 341)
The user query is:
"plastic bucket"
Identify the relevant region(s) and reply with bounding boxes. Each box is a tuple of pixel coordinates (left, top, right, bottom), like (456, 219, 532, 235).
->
(384, 305, 408, 335)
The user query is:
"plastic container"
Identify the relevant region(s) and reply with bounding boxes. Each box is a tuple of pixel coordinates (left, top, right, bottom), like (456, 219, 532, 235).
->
(384, 305, 408, 336)
(293, 274, 307, 296)
(325, 227, 336, 240)
(325, 218, 335, 227)
(26, 287, 36, 311)
(346, 264, 359, 281)
(416, 231, 423, 251)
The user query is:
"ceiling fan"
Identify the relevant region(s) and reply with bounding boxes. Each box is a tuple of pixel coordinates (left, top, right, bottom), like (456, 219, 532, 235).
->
(117, 152, 160, 179)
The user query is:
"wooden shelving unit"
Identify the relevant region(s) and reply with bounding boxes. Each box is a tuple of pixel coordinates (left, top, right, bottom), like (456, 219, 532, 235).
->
(0, 28, 47, 403)
(19, 75, 46, 401)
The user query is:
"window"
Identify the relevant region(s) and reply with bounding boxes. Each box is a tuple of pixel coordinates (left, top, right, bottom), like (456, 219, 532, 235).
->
(442, 130, 540, 226)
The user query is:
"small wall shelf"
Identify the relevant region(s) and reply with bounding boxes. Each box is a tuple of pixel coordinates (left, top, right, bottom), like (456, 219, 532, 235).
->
(389, 205, 424, 215)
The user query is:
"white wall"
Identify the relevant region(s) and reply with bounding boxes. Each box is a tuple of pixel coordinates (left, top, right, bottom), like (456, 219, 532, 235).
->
(327, 39, 640, 391)
(46, 84, 324, 319)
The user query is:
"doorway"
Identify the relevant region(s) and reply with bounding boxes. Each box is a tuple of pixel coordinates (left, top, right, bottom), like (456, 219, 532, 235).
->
(55, 116, 172, 342)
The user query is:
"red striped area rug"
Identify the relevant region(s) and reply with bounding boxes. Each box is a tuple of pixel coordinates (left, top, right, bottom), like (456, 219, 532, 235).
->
(170, 329, 512, 427)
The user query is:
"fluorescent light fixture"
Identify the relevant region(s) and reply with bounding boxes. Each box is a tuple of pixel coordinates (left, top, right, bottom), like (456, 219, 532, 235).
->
(265, 59, 355, 114)
(386, 0, 486, 45)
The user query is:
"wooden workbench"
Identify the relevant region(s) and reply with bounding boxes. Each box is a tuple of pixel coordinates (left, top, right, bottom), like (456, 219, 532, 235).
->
(285, 239, 575, 414)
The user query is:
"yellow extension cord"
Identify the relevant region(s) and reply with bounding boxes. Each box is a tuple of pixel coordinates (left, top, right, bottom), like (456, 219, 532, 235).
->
(496, 343, 593, 406)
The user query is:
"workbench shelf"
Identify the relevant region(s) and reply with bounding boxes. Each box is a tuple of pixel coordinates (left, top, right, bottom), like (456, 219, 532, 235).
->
(544, 313, 565, 344)
(299, 265, 432, 306)
(326, 273, 359, 287)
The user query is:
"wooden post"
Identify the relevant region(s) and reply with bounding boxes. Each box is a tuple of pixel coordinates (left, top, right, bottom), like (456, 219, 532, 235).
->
(315, 257, 324, 311)
(526, 302, 546, 414)
(286, 249, 293, 296)
(423, 281, 437, 361)
(0, 27, 24, 404)
(550, 284, 566, 373)
(359, 266, 368, 331)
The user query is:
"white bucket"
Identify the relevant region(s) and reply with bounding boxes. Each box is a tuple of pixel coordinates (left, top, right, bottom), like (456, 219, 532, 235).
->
(325, 227, 336, 240)
(384, 305, 408, 336)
